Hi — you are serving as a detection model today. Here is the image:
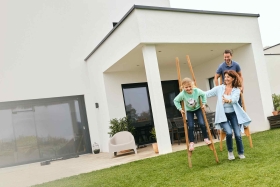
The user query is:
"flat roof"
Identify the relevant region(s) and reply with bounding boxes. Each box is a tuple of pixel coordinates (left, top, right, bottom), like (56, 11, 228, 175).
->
(264, 43, 280, 51)
(85, 5, 260, 61)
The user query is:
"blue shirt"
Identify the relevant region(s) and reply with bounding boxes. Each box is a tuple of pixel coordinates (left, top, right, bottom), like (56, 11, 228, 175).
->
(216, 60, 241, 82)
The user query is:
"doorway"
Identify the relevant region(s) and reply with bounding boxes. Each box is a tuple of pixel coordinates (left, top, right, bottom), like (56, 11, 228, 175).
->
(122, 80, 181, 146)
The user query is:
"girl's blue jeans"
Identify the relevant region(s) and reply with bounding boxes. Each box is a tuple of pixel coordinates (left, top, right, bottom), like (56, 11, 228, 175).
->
(186, 108, 208, 142)
(220, 112, 244, 155)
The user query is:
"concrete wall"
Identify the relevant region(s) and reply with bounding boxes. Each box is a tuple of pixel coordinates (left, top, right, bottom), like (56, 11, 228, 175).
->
(0, 0, 101, 102)
(264, 44, 280, 95)
(136, 10, 261, 43)
(264, 44, 280, 54)
(265, 55, 280, 95)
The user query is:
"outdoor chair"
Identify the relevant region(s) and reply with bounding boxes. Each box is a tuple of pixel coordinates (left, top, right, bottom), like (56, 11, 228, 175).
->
(172, 117, 186, 145)
(205, 112, 219, 140)
(193, 119, 203, 143)
(108, 131, 137, 157)
(168, 119, 178, 144)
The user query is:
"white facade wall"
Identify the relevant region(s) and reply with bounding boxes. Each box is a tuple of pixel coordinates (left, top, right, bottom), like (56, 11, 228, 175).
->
(265, 55, 280, 95)
(1, 1, 170, 102)
(264, 45, 280, 54)
(86, 12, 143, 150)
(136, 10, 260, 43)
(264, 44, 280, 95)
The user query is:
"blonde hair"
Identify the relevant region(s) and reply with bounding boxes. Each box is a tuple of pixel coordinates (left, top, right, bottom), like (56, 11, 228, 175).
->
(181, 77, 194, 89)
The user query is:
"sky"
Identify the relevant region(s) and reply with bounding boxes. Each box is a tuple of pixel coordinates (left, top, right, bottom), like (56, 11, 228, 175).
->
(170, 0, 280, 47)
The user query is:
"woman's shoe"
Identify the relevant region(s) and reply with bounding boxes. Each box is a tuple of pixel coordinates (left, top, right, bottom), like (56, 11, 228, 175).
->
(238, 154, 245, 159)
(228, 152, 235, 160)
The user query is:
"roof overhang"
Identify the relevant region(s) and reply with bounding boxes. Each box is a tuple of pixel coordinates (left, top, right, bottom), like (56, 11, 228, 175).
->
(85, 5, 260, 73)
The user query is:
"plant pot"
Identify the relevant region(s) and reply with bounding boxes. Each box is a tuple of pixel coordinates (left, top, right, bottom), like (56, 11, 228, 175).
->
(267, 115, 280, 129)
(93, 149, 100, 154)
(152, 143, 159, 153)
(272, 111, 279, 116)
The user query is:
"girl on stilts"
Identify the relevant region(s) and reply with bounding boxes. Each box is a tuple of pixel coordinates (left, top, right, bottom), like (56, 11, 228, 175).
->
(174, 78, 211, 151)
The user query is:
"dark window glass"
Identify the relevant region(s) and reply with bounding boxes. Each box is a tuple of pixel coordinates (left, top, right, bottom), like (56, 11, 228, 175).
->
(122, 83, 153, 146)
(0, 95, 91, 168)
(209, 77, 215, 89)
(0, 109, 16, 167)
(122, 80, 181, 146)
(123, 87, 151, 123)
(161, 80, 181, 119)
(12, 109, 40, 163)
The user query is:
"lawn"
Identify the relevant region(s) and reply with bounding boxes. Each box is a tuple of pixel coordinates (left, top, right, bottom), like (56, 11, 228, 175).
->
(35, 129, 280, 187)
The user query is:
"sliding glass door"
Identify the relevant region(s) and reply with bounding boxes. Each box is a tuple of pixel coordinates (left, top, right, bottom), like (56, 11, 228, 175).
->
(122, 80, 180, 146)
(122, 83, 154, 145)
(12, 109, 40, 163)
(0, 95, 91, 168)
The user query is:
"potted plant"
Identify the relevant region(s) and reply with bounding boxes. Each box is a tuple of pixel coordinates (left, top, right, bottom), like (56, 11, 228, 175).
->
(108, 116, 135, 137)
(272, 94, 280, 115)
(92, 142, 100, 154)
(150, 127, 159, 153)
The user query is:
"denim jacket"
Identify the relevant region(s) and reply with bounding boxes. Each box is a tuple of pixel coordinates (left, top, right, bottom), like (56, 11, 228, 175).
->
(205, 85, 251, 129)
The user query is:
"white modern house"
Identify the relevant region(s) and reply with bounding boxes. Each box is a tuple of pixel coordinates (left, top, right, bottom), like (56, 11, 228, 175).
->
(0, 0, 273, 168)
(264, 43, 280, 95)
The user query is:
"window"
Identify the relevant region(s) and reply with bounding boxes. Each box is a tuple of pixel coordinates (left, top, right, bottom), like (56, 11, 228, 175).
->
(0, 95, 91, 168)
(208, 77, 215, 89)
(121, 80, 181, 146)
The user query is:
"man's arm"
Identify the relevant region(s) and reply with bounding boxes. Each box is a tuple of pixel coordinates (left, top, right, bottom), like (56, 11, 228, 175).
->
(237, 71, 244, 92)
(214, 73, 220, 86)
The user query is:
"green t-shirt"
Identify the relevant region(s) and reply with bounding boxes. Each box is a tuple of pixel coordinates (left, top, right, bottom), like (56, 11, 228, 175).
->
(173, 88, 207, 112)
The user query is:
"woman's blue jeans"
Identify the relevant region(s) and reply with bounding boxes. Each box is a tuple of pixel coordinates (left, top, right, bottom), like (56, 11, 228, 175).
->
(220, 112, 244, 155)
(187, 108, 208, 142)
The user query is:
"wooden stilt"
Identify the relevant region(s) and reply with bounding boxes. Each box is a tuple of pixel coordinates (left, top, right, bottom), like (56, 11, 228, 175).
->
(186, 55, 219, 163)
(219, 77, 227, 151)
(219, 130, 226, 151)
(240, 92, 253, 148)
(175, 57, 192, 168)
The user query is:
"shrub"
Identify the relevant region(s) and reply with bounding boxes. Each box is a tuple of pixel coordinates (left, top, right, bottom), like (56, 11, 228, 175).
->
(272, 93, 280, 111)
(150, 127, 156, 142)
(108, 117, 134, 137)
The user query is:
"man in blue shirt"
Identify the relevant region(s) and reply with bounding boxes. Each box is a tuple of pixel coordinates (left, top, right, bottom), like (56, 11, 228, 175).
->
(214, 50, 244, 92)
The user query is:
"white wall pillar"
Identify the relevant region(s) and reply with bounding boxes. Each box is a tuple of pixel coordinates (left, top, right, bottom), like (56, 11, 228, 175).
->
(142, 45, 172, 154)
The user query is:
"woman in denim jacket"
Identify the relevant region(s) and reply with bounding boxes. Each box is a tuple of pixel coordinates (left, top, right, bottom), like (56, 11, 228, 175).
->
(206, 70, 251, 160)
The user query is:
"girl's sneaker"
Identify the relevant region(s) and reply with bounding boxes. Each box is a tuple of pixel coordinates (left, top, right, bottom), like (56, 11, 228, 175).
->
(189, 142, 195, 151)
(204, 138, 211, 145)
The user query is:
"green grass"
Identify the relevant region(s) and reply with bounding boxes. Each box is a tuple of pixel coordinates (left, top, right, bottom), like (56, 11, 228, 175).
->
(35, 129, 280, 187)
